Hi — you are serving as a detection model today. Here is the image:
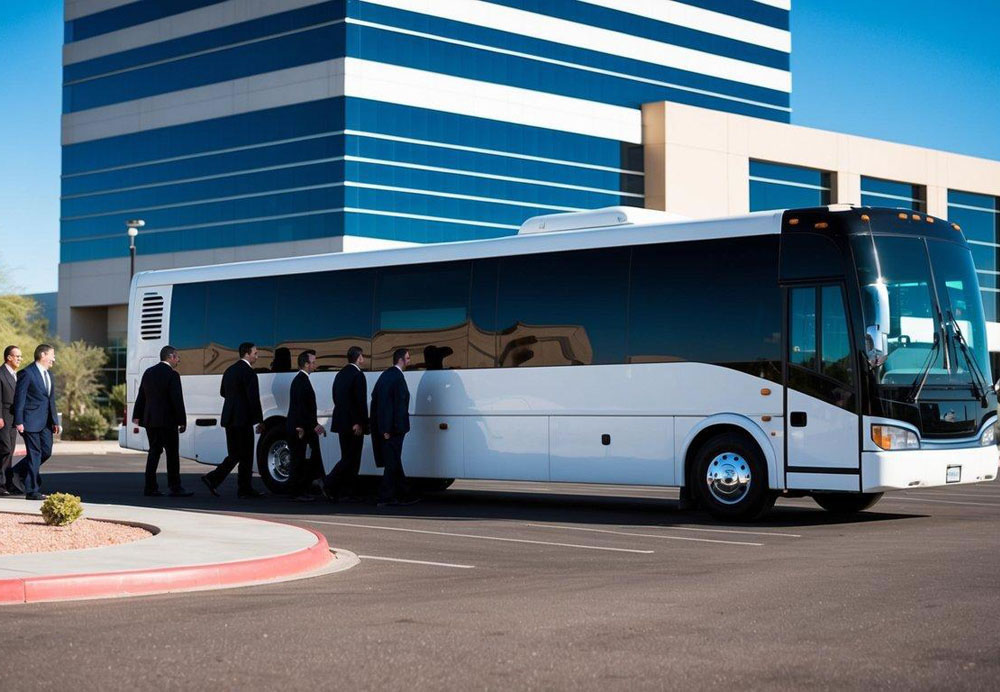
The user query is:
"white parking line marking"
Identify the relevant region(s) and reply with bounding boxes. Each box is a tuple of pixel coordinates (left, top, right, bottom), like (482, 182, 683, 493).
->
(630, 524, 802, 538)
(904, 490, 1000, 500)
(884, 496, 1000, 508)
(527, 523, 762, 546)
(306, 520, 655, 554)
(357, 555, 475, 569)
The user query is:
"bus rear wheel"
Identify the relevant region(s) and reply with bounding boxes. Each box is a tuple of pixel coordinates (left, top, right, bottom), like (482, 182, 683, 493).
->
(693, 433, 775, 521)
(812, 492, 883, 514)
(256, 426, 293, 494)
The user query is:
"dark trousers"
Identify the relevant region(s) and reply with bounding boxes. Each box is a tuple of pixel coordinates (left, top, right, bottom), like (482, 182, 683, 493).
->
(145, 426, 181, 492)
(0, 421, 17, 487)
(325, 432, 363, 498)
(13, 428, 53, 495)
(377, 433, 409, 502)
(287, 430, 323, 496)
(206, 426, 255, 492)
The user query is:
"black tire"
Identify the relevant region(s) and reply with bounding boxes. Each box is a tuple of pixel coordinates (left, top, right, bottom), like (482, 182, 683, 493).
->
(692, 432, 776, 521)
(256, 425, 294, 494)
(412, 478, 455, 493)
(812, 492, 883, 514)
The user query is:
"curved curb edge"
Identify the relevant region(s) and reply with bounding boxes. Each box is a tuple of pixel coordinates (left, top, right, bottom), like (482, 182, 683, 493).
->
(0, 527, 335, 605)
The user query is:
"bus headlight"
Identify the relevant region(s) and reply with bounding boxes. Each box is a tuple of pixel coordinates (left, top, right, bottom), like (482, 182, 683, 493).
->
(981, 423, 997, 447)
(871, 424, 920, 450)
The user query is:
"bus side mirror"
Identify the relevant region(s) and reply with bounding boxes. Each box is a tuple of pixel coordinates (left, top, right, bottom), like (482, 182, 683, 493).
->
(865, 325, 888, 368)
(864, 282, 890, 368)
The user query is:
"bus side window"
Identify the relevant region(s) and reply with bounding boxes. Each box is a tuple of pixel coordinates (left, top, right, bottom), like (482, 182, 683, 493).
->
(789, 288, 817, 370)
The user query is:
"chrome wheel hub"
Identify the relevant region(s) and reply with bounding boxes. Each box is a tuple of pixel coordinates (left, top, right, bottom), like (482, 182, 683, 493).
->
(706, 452, 751, 505)
(267, 440, 292, 483)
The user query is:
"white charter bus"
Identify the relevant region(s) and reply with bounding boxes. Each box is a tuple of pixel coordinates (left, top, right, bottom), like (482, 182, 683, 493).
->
(122, 206, 999, 519)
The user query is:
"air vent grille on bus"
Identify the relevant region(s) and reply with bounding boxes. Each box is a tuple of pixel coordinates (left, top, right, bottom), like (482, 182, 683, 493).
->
(139, 292, 164, 341)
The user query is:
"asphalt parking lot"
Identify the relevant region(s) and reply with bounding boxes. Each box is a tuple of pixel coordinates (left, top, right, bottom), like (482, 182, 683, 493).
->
(1, 452, 998, 690)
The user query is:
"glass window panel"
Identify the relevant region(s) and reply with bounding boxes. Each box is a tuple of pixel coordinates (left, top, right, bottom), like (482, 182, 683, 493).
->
(947, 206, 997, 247)
(821, 285, 853, 384)
(861, 176, 925, 211)
(469, 259, 498, 368)
(628, 236, 782, 382)
(204, 277, 276, 373)
(373, 261, 471, 370)
(750, 160, 829, 188)
(498, 248, 629, 367)
(948, 189, 997, 210)
(169, 283, 206, 375)
(789, 287, 817, 370)
(274, 269, 374, 372)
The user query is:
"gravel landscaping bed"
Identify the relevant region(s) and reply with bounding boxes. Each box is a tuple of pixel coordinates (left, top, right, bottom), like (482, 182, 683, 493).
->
(0, 512, 152, 555)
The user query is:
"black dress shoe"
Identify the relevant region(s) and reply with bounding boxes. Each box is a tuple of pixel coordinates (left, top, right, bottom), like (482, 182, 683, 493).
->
(237, 489, 266, 499)
(144, 489, 164, 497)
(168, 487, 194, 497)
(25, 492, 47, 501)
(0, 486, 9, 496)
(201, 475, 220, 497)
(291, 493, 316, 502)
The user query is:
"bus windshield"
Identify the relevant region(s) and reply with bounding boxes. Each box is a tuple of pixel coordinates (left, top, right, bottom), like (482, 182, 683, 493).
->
(854, 234, 991, 390)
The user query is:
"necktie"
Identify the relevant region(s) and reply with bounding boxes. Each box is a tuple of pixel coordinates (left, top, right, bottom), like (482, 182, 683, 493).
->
(42, 369, 50, 395)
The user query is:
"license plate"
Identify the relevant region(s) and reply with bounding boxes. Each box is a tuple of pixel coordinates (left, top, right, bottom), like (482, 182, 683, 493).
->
(946, 465, 961, 483)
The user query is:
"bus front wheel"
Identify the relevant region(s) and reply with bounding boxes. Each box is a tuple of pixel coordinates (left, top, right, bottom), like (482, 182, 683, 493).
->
(812, 492, 883, 514)
(256, 426, 293, 494)
(693, 433, 776, 521)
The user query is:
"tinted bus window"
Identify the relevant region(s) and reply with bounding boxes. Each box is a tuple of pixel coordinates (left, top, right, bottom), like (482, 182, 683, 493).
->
(497, 248, 629, 367)
(469, 259, 499, 368)
(274, 269, 374, 371)
(205, 277, 276, 373)
(169, 282, 206, 375)
(373, 261, 471, 370)
(628, 236, 781, 382)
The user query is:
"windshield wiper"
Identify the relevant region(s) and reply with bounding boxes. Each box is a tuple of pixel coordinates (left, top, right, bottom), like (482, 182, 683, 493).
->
(907, 331, 940, 403)
(946, 310, 991, 406)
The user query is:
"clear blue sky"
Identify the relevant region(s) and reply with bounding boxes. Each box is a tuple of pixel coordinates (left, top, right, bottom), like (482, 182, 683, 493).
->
(0, 0, 998, 294)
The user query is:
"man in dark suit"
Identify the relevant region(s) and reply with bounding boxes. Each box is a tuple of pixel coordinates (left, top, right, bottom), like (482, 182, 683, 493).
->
(370, 348, 418, 507)
(0, 345, 23, 495)
(132, 345, 193, 497)
(286, 350, 325, 502)
(324, 346, 368, 501)
(12, 344, 60, 501)
(202, 342, 266, 499)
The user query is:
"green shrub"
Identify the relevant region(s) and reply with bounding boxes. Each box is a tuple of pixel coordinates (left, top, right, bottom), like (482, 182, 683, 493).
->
(62, 409, 110, 441)
(41, 493, 84, 526)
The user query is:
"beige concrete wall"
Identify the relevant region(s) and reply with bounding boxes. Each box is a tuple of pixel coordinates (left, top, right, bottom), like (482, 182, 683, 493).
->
(643, 102, 1000, 219)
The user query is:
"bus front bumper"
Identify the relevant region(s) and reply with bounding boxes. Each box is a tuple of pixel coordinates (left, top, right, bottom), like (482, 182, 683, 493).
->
(862, 445, 999, 492)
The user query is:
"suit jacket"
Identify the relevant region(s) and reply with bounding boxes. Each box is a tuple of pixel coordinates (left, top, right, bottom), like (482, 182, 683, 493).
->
(13, 363, 57, 433)
(133, 361, 186, 428)
(331, 364, 368, 434)
(1, 366, 15, 426)
(220, 360, 263, 429)
(370, 366, 410, 437)
(286, 371, 318, 434)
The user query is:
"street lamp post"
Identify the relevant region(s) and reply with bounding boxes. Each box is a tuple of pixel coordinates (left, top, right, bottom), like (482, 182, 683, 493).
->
(126, 219, 144, 279)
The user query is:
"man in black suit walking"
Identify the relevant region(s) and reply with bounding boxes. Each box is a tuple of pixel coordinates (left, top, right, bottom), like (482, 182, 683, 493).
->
(132, 345, 193, 497)
(202, 342, 266, 499)
(370, 348, 417, 507)
(286, 350, 326, 502)
(324, 346, 368, 501)
(12, 344, 60, 500)
(0, 345, 23, 495)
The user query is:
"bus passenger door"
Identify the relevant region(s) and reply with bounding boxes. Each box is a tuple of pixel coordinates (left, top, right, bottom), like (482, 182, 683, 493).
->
(784, 284, 862, 491)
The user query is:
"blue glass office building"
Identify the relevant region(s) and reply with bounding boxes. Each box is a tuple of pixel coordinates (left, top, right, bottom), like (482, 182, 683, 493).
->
(59, 0, 791, 340)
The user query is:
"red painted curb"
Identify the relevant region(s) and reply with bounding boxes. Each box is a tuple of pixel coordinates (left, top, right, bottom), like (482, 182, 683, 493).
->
(0, 526, 331, 604)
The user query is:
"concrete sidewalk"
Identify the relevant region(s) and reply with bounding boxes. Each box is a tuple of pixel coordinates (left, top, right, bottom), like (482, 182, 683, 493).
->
(0, 499, 357, 604)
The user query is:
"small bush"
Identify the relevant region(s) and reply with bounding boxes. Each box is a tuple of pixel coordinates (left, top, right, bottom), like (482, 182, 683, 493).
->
(62, 410, 110, 441)
(41, 493, 84, 526)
